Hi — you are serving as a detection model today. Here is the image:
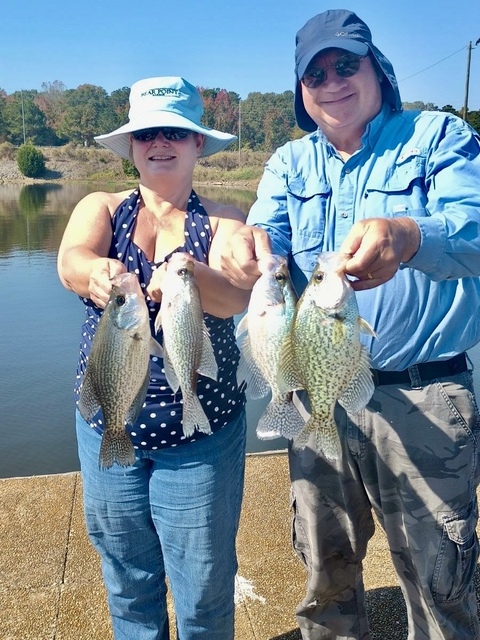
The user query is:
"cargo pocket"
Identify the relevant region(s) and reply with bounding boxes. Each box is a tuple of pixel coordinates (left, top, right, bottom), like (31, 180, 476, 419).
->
(432, 505, 479, 602)
(290, 487, 309, 569)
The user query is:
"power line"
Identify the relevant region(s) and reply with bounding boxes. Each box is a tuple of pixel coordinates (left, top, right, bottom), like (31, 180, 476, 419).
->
(398, 45, 468, 83)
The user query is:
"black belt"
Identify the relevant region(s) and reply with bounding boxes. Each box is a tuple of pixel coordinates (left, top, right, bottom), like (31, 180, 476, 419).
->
(371, 353, 468, 387)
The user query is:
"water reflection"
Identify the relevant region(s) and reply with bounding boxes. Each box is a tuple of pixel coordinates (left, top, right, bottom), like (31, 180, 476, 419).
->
(0, 183, 275, 480)
(2, 182, 479, 479)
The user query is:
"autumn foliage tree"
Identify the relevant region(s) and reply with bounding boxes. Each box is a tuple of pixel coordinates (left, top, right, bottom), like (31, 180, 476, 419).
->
(0, 82, 478, 152)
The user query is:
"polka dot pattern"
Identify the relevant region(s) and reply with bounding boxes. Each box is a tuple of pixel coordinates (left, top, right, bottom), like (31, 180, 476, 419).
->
(74, 189, 245, 449)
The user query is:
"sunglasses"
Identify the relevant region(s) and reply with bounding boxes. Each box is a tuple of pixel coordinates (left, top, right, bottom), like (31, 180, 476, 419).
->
(301, 53, 366, 88)
(131, 127, 193, 142)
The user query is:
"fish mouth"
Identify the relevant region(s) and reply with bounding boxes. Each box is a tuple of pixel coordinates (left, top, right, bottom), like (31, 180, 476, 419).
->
(323, 307, 343, 317)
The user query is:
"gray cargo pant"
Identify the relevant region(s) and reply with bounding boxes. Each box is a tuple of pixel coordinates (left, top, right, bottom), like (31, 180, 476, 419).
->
(289, 369, 480, 639)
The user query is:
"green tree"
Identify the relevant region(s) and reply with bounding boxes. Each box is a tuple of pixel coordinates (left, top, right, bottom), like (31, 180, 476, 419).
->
(3, 91, 55, 145)
(467, 110, 480, 134)
(440, 104, 460, 116)
(240, 91, 295, 149)
(109, 87, 130, 128)
(58, 84, 118, 145)
(37, 81, 68, 143)
(0, 89, 7, 142)
(402, 100, 438, 111)
(264, 106, 293, 151)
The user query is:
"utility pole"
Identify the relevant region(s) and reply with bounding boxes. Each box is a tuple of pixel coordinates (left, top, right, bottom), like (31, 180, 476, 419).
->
(238, 99, 242, 165)
(462, 38, 480, 120)
(20, 90, 26, 143)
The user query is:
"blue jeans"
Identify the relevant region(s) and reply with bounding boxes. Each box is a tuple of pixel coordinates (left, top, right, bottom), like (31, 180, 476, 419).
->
(76, 409, 247, 640)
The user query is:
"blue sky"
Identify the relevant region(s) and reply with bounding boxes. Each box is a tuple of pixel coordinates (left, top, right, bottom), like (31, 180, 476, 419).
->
(3, 0, 479, 111)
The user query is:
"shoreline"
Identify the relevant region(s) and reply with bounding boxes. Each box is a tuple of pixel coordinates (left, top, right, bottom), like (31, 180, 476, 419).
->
(0, 152, 262, 191)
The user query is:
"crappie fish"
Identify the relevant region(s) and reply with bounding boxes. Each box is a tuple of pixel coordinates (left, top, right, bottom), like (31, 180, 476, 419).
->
(279, 251, 376, 459)
(154, 252, 218, 438)
(79, 272, 159, 469)
(236, 255, 304, 440)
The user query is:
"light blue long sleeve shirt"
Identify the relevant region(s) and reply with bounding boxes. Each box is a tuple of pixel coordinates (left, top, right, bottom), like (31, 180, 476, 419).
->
(248, 105, 480, 370)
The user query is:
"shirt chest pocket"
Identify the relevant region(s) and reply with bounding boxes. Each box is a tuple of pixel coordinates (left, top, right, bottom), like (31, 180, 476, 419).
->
(286, 175, 331, 273)
(365, 151, 429, 218)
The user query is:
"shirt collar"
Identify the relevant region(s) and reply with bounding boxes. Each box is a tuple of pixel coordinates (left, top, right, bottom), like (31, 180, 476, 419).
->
(312, 103, 392, 158)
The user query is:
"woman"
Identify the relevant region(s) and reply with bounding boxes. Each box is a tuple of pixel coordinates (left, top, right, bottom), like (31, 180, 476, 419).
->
(57, 76, 250, 640)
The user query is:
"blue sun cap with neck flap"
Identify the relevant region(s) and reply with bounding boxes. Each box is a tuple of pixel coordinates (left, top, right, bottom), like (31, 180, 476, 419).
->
(294, 9, 402, 131)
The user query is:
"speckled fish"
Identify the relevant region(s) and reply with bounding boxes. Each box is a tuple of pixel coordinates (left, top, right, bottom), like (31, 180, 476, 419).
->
(279, 251, 376, 459)
(79, 272, 158, 469)
(154, 252, 218, 438)
(236, 255, 304, 440)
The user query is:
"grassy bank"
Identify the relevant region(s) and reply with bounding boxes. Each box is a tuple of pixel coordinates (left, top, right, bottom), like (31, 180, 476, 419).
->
(0, 143, 270, 189)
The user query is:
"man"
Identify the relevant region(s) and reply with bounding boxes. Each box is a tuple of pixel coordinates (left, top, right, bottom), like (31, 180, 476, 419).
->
(222, 9, 480, 640)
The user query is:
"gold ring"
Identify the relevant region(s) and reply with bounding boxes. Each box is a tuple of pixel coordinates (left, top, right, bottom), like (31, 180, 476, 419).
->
(368, 272, 374, 280)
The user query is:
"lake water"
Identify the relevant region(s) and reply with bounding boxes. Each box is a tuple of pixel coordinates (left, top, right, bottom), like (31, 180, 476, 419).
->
(2, 182, 480, 479)
(0, 182, 278, 479)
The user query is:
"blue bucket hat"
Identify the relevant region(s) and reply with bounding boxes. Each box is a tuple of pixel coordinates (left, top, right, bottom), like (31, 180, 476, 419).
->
(294, 9, 402, 131)
(95, 76, 237, 159)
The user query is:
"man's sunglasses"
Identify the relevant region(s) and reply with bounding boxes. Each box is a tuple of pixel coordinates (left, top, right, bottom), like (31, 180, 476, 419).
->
(131, 127, 193, 142)
(301, 53, 366, 89)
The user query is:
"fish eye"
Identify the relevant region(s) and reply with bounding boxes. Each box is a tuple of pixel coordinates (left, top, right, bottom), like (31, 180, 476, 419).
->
(115, 294, 126, 306)
(275, 272, 286, 283)
(177, 268, 188, 276)
(315, 272, 325, 282)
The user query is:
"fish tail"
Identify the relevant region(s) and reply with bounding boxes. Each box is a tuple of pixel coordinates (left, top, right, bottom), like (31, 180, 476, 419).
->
(99, 429, 136, 470)
(256, 404, 282, 440)
(182, 393, 212, 438)
(293, 415, 341, 461)
(315, 418, 342, 460)
(256, 398, 305, 441)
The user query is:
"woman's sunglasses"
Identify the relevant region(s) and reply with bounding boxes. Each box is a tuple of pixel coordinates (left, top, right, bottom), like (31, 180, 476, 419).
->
(131, 127, 193, 142)
(301, 53, 366, 89)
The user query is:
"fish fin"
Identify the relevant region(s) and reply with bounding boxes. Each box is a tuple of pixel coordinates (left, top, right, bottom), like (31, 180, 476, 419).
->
(358, 316, 377, 338)
(197, 324, 218, 381)
(150, 336, 164, 358)
(78, 367, 101, 422)
(154, 310, 162, 335)
(126, 368, 150, 425)
(235, 314, 248, 338)
(181, 393, 212, 438)
(236, 333, 271, 399)
(163, 348, 180, 393)
(338, 347, 375, 413)
(99, 429, 136, 470)
(256, 395, 305, 440)
(278, 333, 304, 392)
(293, 414, 341, 461)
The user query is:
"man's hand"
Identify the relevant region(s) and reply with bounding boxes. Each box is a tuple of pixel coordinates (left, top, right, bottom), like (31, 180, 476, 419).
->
(340, 217, 421, 290)
(221, 226, 272, 289)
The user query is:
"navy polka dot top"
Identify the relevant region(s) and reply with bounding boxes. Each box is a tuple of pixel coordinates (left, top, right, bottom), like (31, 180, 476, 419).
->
(74, 188, 246, 450)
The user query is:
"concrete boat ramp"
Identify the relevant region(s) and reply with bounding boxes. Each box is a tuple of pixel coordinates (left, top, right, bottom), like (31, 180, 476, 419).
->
(2, 451, 480, 639)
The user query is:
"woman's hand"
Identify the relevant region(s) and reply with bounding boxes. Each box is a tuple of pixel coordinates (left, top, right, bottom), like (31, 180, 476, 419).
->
(88, 258, 127, 308)
(146, 263, 168, 304)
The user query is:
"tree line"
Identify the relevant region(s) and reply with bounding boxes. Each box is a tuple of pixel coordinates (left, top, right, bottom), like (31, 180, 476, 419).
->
(0, 81, 479, 152)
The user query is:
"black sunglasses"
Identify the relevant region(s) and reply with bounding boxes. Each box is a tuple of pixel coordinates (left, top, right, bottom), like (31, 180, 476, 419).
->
(301, 53, 366, 88)
(131, 127, 193, 142)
